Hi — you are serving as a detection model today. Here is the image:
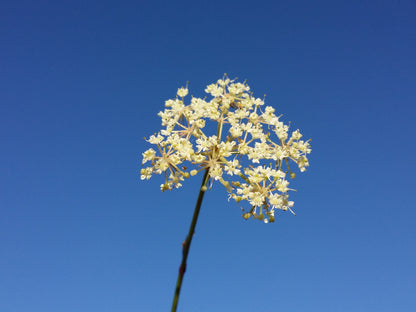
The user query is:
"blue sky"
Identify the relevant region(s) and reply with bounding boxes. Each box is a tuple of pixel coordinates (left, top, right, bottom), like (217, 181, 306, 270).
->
(1, 0, 415, 311)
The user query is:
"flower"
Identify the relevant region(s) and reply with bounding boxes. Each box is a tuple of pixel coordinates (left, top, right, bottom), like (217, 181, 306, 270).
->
(177, 87, 188, 97)
(141, 75, 311, 223)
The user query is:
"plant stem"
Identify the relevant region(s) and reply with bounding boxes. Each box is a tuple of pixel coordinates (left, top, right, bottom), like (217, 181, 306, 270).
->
(171, 169, 210, 312)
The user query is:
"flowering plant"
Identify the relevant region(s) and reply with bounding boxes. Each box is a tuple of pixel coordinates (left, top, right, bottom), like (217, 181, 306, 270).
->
(141, 75, 311, 311)
(141, 75, 311, 223)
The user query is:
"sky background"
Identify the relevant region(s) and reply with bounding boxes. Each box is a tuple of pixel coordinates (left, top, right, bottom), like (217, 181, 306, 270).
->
(1, 0, 415, 311)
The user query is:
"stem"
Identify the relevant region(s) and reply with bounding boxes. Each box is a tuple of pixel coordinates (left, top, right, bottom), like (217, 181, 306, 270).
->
(171, 169, 210, 312)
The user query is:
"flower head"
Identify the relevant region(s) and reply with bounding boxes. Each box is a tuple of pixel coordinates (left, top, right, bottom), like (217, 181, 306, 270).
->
(141, 75, 311, 223)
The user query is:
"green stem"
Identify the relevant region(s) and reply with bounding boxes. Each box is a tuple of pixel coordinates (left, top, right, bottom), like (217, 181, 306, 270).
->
(171, 169, 210, 312)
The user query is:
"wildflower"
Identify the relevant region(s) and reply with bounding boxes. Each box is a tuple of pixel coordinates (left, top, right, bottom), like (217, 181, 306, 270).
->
(141, 75, 311, 222)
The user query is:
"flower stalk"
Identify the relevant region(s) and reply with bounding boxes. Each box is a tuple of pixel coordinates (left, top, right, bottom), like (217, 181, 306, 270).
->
(171, 169, 210, 312)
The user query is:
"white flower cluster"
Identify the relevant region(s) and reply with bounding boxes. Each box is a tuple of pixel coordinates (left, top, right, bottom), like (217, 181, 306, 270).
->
(141, 75, 311, 223)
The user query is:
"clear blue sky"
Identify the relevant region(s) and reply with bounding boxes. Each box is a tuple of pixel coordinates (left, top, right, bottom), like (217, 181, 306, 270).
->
(1, 0, 415, 311)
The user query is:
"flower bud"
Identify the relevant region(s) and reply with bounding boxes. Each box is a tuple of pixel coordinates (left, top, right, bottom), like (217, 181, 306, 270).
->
(242, 213, 251, 220)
